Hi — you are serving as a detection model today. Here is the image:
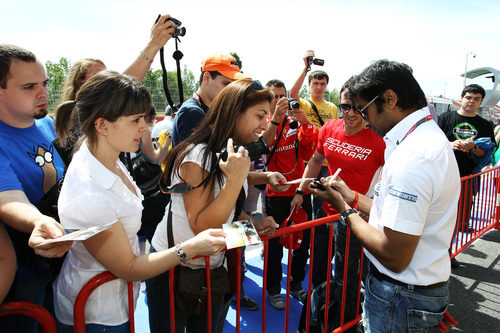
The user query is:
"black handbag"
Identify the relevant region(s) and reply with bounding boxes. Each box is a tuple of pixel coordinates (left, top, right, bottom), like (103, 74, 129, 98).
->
(174, 264, 230, 316)
(166, 205, 230, 316)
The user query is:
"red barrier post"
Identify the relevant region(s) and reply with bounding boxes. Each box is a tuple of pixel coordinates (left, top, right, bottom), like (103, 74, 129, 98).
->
(0, 301, 57, 333)
(73, 271, 134, 333)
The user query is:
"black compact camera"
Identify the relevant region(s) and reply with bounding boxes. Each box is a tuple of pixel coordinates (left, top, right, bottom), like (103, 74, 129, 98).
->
(164, 17, 186, 37)
(287, 98, 300, 129)
(220, 137, 270, 162)
(307, 56, 324, 66)
(288, 98, 300, 110)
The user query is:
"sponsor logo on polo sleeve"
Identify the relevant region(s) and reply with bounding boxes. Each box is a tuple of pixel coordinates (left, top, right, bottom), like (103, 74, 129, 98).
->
(388, 186, 418, 202)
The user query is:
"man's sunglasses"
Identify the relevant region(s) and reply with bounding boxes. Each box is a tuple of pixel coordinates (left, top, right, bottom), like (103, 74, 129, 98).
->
(354, 95, 380, 120)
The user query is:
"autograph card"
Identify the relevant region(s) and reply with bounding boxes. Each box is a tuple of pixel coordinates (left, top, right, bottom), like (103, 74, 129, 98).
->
(223, 220, 261, 249)
(34, 223, 115, 247)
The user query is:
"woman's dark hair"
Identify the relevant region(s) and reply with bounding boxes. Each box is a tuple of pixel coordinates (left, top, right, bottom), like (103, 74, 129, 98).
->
(162, 79, 273, 189)
(69, 70, 151, 152)
(350, 59, 427, 112)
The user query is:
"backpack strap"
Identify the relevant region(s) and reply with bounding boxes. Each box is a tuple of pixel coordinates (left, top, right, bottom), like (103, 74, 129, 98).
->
(307, 99, 324, 126)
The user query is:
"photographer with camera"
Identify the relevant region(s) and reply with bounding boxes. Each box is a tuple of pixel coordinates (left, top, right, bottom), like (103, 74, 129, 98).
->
(171, 53, 247, 146)
(148, 79, 287, 333)
(290, 50, 339, 221)
(259, 79, 318, 309)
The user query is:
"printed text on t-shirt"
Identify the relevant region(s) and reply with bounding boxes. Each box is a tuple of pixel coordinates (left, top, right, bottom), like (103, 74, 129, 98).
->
(323, 138, 372, 160)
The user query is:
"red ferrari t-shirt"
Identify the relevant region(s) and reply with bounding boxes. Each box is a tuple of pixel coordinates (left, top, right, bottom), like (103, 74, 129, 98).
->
(317, 119, 385, 214)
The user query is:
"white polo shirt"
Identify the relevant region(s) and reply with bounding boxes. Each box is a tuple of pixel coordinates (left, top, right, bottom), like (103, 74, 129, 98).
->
(54, 141, 142, 326)
(365, 107, 460, 286)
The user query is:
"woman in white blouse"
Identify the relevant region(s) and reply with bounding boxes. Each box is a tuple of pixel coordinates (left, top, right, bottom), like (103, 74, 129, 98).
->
(53, 70, 226, 333)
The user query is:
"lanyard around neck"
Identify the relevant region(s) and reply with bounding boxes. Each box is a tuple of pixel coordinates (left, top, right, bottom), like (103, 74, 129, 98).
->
(396, 115, 433, 145)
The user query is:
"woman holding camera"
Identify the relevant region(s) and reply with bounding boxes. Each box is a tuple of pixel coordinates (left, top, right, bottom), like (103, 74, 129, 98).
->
(53, 71, 226, 333)
(148, 79, 287, 333)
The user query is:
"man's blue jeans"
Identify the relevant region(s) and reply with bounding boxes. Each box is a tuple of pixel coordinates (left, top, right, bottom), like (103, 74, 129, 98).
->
(363, 272, 449, 332)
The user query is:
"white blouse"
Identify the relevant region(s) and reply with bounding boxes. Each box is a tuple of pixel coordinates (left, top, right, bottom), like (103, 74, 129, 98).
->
(54, 142, 143, 326)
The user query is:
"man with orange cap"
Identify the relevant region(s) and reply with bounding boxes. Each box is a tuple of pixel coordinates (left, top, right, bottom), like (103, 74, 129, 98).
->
(171, 53, 247, 146)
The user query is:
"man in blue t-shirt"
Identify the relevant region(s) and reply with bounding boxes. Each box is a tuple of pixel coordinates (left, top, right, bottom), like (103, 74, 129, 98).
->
(171, 53, 247, 146)
(0, 44, 72, 332)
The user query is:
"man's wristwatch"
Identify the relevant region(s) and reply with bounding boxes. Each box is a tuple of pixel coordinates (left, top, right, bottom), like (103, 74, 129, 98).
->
(339, 208, 358, 226)
(295, 189, 305, 196)
(468, 145, 477, 154)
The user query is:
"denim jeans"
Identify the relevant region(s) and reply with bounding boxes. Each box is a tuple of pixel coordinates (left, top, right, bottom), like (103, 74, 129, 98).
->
(363, 272, 449, 333)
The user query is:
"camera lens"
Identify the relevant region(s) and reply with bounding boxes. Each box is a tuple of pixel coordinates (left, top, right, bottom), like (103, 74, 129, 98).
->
(175, 26, 186, 37)
(289, 120, 298, 129)
(288, 98, 300, 110)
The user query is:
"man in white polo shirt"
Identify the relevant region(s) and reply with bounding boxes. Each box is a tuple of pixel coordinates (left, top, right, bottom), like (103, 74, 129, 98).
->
(309, 60, 460, 332)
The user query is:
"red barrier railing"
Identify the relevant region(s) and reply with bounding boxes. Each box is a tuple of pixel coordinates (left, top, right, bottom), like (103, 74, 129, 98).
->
(0, 301, 57, 333)
(71, 166, 499, 332)
(73, 271, 135, 333)
(450, 166, 500, 258)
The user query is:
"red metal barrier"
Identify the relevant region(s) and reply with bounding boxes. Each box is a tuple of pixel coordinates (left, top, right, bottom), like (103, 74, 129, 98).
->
(161, 167, 500, 332)
(450, 166, 500, 258)
(73, 271, 135, 333)
(0, 301, 57, 333)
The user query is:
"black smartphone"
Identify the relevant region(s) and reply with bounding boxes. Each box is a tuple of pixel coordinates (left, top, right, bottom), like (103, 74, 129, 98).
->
(312, 180, 337, 191)
(312, 180, 326, 191)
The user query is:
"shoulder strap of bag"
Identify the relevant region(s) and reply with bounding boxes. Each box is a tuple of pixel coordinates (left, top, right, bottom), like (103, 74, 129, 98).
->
(167, 204, 174, 248)
(307, 99, 324, 126)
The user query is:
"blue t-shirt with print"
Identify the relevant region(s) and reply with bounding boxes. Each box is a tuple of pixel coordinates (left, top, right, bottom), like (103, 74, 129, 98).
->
(0, 116, 65, 204)
(0, 116, 66, 278)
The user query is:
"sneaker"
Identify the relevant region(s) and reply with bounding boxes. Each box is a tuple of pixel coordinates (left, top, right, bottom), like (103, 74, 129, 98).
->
(290, 287, 307, 303)
(268, 293, 285, 310)
(231, 296, 259, 311)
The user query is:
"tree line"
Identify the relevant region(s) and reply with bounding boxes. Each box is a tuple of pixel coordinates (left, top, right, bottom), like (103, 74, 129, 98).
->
(44, 57, 339, 114)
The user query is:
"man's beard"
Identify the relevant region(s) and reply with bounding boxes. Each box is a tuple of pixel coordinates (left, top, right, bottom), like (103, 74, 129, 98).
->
(34, 108, 48, 119)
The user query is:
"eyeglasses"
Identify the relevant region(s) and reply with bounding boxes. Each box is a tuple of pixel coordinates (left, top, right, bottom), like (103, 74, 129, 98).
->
(244, 80, 264, 96)
(355, 95, 380, 120)
(339, 103, 355, 114)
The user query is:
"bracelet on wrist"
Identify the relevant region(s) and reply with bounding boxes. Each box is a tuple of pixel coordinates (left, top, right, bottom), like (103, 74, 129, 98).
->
(175, 243, 191, 263)
(352, 191, 359, 210)
(468, 145, 477, 154)
(270, 120, 280, 126)
(140, 51, 153, 64)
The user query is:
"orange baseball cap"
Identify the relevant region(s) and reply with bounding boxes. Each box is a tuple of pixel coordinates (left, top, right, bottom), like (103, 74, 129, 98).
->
(201, 53, 248, 80)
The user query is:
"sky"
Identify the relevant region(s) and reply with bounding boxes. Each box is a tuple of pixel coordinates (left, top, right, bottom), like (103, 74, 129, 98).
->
(2, 0, 500, 101)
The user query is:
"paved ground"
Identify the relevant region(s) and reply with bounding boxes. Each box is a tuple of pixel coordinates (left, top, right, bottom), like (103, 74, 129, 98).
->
(431, 229, 500, 332)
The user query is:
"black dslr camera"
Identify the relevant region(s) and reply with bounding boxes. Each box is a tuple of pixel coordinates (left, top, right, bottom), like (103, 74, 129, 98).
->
(164, 17, 186, 37)
(287, 98, 300, 129)
(308, 56, 324, 66)
(220, 137, 270, 162)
